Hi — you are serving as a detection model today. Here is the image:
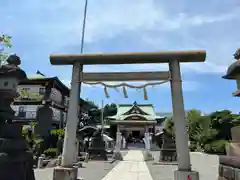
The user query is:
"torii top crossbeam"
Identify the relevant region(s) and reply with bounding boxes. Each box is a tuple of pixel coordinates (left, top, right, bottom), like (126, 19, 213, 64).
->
(50, 50, 206, 65)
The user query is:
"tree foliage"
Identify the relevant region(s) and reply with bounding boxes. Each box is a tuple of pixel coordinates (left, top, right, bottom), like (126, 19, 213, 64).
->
(103, 103, 117, 125)
(164, 109, 240, 154)
(0, 34, 12, 66)
(0, 34, 12, 48)
(103, 103, 117, 117)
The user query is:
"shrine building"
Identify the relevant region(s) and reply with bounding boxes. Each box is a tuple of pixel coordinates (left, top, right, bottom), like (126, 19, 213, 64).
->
(106, 101, 165, 139)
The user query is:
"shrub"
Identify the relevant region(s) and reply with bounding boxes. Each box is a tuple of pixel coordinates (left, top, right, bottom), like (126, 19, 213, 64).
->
(43, 148, 57, 158)
(51, 129, 65, 137)
(204, 140, 227, 155)
(189, 143, 197, 152)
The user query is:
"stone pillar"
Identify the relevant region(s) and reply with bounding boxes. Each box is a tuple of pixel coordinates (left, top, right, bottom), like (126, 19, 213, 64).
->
(73, 140, 79, 163)
(143, 132, 154, 161)
(116, 131, 121, 152)
(169, 60, 199, 180)
(59, 94, 65, 129)
(53, 63, 82, 179)
(37, 156, 44, 168)
(152, 124, 155, 143)
(144, 132, 150, 151)
(122, 136, 126, 149)
(113, 124, 123, 160)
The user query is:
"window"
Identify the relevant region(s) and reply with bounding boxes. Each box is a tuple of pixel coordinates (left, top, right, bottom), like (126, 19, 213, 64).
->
(39, 87, 45, 95)
(23, 87, 30, 92)
(18, 106, 26, 117)
(19, 106, 25, 112)
(4, 81, 8, 87)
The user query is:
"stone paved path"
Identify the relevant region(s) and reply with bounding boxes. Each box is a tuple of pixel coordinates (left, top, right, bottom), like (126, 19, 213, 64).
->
(101, 150, 152, 180)
(146, 151, 219, 180)
(34, 150, 219, 180)
(35, 152, 128, 180)
(34, 161, 119, 180)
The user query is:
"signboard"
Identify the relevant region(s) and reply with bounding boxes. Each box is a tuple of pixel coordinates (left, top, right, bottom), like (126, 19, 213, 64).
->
(131, 116, 141, 120)
(124, 116, 144, 121)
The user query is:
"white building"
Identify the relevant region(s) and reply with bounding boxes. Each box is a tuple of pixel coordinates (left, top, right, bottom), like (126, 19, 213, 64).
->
(12, 71, 96, 129)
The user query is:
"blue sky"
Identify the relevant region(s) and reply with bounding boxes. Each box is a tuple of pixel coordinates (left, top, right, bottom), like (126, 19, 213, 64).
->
(1, 0, 240, 113)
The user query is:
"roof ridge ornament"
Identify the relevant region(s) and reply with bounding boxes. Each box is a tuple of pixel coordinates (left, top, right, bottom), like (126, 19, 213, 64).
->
(36, 70, 45, 77)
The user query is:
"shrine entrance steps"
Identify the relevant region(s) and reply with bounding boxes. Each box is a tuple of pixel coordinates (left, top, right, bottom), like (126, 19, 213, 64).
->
(126, 142, 145, 149)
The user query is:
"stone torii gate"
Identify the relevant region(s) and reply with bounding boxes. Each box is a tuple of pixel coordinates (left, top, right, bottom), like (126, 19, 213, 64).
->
(50, 50, 206, 180)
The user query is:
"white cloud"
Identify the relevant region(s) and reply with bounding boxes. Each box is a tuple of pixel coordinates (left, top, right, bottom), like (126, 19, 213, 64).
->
(2, 0, 240, 75)
(9, 0, 237, 47)
(82, 1, 240, 43)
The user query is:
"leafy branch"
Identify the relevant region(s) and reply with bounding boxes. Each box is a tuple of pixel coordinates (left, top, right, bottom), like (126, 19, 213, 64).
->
(0, 34, 12, 48)
(0, 34, 12, 66)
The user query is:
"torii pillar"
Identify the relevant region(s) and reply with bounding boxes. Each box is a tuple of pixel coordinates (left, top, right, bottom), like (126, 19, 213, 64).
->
(50, 50, 206, 180)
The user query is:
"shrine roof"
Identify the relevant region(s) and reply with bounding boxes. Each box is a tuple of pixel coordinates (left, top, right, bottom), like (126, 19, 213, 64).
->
(27, 74, 49, 79)
(106, 102, 164, 121)
(107, 114, 164, 121)
(116, 103, 155, 116)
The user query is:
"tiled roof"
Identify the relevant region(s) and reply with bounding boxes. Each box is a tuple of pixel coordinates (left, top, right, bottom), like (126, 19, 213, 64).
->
(107, 102, 164, 121)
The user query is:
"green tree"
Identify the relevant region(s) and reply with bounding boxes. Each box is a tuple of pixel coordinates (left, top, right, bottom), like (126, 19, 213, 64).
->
(190, 115, 218, 151)
(0, 34, 12, 48)
(187, 109, 203, 141)
(103, 103, 117, 117)
(164, 109, 240, 154)
(210, 110, 236, 140)
(103, 103, 117, 125)
(186, 109, 240, 154)
(0, 34, 12, 65)
(186, 109, 220, 152)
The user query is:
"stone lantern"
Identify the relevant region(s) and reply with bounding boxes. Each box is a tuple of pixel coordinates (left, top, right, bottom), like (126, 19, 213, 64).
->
(0, 54, 35, 180)
(220, 49, 240, 180)
(222, 48, 240, 96)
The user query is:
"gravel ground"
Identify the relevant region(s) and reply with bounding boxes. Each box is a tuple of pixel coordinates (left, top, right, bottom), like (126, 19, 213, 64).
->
(146, 151, 219, 180)
(35, 151, 128, 180)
